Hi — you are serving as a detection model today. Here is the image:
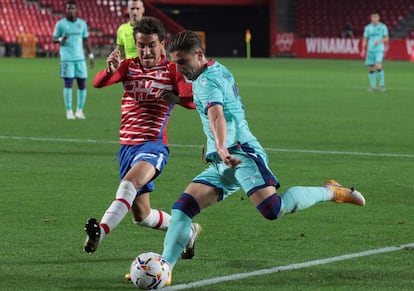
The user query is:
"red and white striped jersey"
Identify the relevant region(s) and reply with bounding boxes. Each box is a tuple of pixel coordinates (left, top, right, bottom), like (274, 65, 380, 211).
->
(93, 56, 194, 145)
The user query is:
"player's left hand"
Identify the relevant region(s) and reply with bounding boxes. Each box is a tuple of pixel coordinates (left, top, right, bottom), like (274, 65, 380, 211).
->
(157, 90, 180, 103)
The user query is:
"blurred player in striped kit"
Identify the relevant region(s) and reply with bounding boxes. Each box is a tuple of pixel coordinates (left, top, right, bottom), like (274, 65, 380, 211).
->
(361, 11, 389, 92)
(83, 17, 201, 260)
(53, 0, 94, 119)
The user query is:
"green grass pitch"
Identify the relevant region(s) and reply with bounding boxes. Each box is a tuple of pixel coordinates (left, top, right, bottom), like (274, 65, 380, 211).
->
(0, 57, 413, 290)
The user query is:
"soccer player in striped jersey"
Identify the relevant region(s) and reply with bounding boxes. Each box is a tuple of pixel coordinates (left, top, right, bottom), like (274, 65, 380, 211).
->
(83, 17, 201, 258)
(160, 31, 366, 285)
(361, 11, 389, 92)
(53, 0, 94, 120)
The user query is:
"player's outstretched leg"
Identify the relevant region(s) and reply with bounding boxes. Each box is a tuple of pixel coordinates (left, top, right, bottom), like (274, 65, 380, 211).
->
(161, 192, 201, 285)
(132, 204, 202, 259)
(83, 217, 100, 253)
(277, 180, 365, 218)
(324, 179, 365, 206)
(83, 180, 137, 253)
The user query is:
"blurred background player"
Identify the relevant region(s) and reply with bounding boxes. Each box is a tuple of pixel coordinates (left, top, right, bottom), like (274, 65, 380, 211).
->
(341, 22, 354, 38)
(361, 11, 389, 92)
(53, 0, 94, 119)
(159, 31, 366, 283)
(117, 0, 145, 59)
(84, 17, 201, 259)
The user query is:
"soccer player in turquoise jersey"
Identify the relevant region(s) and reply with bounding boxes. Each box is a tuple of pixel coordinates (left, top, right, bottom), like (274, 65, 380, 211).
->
(361, 11, 389, 92)
(53, 0, 94, 119)
(160, 31, 366, 285)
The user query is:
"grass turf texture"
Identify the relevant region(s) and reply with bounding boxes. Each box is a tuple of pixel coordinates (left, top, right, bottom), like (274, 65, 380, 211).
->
(0, 57, 413, 290)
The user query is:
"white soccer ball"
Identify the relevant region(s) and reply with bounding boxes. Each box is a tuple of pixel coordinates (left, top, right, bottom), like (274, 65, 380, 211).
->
(130, 252, 170, 289)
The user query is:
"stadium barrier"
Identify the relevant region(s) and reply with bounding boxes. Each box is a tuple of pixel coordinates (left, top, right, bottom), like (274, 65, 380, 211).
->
(272, 33, 414, 60)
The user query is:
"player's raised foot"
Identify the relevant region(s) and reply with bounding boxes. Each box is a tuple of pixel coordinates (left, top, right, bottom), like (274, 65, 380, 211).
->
(83, 217, 101, 253)
(380, 86, 386, 92)
(324, 180, 365, 206)
(75, 109, 86, 119)
(66, 110, 75, 119)
(181, 223, 202, 259)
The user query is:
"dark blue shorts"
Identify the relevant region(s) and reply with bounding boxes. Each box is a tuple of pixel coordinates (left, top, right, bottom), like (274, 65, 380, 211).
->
(118, 142, 169, 195)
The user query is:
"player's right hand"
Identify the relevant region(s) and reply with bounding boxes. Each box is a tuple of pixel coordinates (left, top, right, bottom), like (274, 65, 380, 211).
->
(106, 49, 121, 73)
(217, 147, 242, 168)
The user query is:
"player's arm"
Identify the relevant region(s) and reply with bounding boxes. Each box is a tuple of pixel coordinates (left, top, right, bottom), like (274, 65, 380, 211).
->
(83, 38, 95, 69)
(52, 23, 68, 44)
(375, 35, 389, 45)
(160, 65, 195, 109)
(361, 37, 368, 57)
(207, 104, 241, 168)
(93, 49, 124, 88)
(53, 35, 68, 44)
(375, 25, 389, 46)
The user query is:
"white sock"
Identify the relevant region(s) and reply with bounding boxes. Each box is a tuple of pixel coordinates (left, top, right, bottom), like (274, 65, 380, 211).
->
(99, 180, 136, 241)
(325, 187, 335, 200)
(135, 209, 171, 230)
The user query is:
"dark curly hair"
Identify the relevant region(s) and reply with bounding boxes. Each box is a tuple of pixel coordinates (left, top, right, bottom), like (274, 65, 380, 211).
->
(133, 16, 165, 42)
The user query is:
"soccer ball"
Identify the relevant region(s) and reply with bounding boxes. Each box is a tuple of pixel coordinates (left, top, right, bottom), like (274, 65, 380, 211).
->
(130, 252, 170, 289)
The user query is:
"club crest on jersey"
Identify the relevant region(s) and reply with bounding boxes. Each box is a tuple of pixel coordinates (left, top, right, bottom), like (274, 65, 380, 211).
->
(126, 79, 173, 102)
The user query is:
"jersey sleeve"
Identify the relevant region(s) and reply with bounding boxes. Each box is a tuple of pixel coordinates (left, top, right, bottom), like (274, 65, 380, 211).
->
(363, 25, 368, 38)
(197, 77, 224, 114)
(116, 25, 124, 46)
(82, 20, 89, 38)
(93, 59, 129, 88)
(382, 24, 389, 37)
(53, 21, 62, 39)
(169, 64, 195, 109)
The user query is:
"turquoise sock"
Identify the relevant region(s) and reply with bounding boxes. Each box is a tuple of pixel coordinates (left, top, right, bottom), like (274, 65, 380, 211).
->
(368, 71, 376, 89)
(278, 186, 328, 218)
(162, 209, 192, 267)
(77, 89, 87, 110)
(377, 69, 384, 87)
(63, 88, 72, 110)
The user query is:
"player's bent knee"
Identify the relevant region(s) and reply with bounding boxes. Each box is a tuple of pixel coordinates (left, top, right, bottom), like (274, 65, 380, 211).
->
(172, 193, 200, 219)
(256, 194, 282, 220)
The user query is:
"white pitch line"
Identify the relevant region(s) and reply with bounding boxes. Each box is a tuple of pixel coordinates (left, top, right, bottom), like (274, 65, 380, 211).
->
(1, 135, 413, 158)
(163, 242, 414, 291)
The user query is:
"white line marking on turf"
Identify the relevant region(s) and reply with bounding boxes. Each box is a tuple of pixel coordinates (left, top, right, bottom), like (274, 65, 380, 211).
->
(163, 242, 414, 291)
(1, 135, 414, 158)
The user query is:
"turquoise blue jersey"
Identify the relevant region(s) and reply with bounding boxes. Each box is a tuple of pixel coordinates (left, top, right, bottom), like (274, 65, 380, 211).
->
(363, 22, 388, 52)
(53, 18, 88, 61)
(193, 60, 257, 161)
